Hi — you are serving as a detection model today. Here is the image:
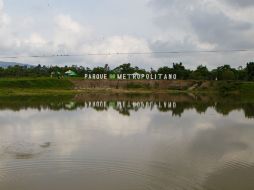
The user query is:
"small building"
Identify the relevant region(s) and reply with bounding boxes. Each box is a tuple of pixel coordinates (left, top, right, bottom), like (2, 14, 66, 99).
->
(65, 70, 77, 77)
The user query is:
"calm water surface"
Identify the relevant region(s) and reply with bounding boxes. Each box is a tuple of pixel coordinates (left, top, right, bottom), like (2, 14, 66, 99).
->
(0, 94, 253, 190)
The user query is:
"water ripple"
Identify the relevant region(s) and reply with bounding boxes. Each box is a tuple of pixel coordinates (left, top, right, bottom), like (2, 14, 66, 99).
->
(0, 157, 206, 190)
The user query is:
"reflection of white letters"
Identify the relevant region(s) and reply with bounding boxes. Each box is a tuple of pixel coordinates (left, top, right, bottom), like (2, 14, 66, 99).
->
(84, 101, 177, 110)
(117, 102, 122, 109)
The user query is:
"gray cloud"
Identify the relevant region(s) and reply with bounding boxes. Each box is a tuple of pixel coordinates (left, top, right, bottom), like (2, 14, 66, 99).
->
(224, 0, 254, 7)
(190, 10, 254, 49)
(149, 0, 254, 49)
(149, 0, 254, 9)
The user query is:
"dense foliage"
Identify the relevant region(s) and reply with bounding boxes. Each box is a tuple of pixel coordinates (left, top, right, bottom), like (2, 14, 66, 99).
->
(0, 62, 254, 81)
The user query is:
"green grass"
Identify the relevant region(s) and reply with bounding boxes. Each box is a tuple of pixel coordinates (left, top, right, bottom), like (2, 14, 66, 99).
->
(0, 77, 75, 96)
(213, 81, 254, 93)
(0, 77, 74, 89)
(238, 82, 254, 92)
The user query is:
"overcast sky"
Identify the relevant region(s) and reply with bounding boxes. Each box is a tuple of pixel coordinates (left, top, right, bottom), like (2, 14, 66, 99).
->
(0, 0, 254, 69)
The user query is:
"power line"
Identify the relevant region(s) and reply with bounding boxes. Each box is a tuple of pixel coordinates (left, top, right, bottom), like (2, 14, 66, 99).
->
(0, 49, 254, 59)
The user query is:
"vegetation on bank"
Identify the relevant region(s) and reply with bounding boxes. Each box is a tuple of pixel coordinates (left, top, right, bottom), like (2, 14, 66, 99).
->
(0, 78, 73, 89)
(122, 80, 254, 93)
(0, 62, 254, 81)
(0, 77, 254, 96)
(215, 81, 254, 93)
(0, 78, 75, 96)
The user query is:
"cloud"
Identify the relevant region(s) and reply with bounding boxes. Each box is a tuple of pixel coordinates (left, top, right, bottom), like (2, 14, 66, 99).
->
(189, 9, 254, 49)
(0, 2, 14, 54)
(81, 35, 152, 66)
(51, 14, 92, 55)
(0, 0, 3, 13)
(0, 5, 154, 68)
(149, 0, 254, 49)
(223, 0, 254, 8)
(55, 14, 82, 33)
(0, 0, 254, 69)
(0, 0, 10, 28)
(48, 16, 154, 67)
(147, 0, 254, 68)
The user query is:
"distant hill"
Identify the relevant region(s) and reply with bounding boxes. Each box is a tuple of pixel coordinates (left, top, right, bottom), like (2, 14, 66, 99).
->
(0, 61, 33, 68)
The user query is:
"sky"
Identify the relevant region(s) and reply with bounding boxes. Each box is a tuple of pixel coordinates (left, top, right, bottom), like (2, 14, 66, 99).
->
(0, 0, 254, 69)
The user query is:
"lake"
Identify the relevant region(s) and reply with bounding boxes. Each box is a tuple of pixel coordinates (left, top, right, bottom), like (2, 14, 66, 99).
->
(0, 93, 253, 190)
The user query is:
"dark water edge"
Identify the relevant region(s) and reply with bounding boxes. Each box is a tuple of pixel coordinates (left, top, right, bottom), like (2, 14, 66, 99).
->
(0, 93, 253, 118)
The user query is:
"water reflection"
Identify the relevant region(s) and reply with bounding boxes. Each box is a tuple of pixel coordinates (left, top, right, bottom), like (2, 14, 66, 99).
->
(0, 93, 253, 190)
(0, 93, 253, 118)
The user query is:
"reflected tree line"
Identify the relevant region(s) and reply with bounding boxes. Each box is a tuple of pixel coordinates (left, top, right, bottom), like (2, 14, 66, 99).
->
(0, 94, 253, 118)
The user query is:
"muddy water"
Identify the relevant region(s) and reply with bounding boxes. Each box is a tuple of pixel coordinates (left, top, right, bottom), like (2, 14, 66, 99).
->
(0, 94, 253, 190)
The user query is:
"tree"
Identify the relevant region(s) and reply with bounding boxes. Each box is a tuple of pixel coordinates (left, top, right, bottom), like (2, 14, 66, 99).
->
(113, 63, 135, 74)
(216, 65, 236, 80)
(172, 62, 191, 79)
(92, 67, 106, 74)
(0, 62, 253, 80)
(246, 62, 254, 81)
(157, 66, 173, 74)
(191, 65, 211, 80)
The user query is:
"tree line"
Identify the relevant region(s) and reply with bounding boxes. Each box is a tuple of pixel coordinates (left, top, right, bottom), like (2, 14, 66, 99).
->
(0, 62, 254, 81)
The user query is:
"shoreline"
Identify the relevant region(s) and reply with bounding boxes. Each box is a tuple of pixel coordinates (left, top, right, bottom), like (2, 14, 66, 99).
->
(0, 87, 251, 97)
(0, 77, 254, 96)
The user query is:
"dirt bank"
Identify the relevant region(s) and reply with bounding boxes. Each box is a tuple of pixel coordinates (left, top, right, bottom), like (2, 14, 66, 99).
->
(71, 79, 202, 90)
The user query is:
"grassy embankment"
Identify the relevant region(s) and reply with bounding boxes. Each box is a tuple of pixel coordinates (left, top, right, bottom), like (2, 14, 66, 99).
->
(0, 77, 75, 96)
(0, 77, 254, 96)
